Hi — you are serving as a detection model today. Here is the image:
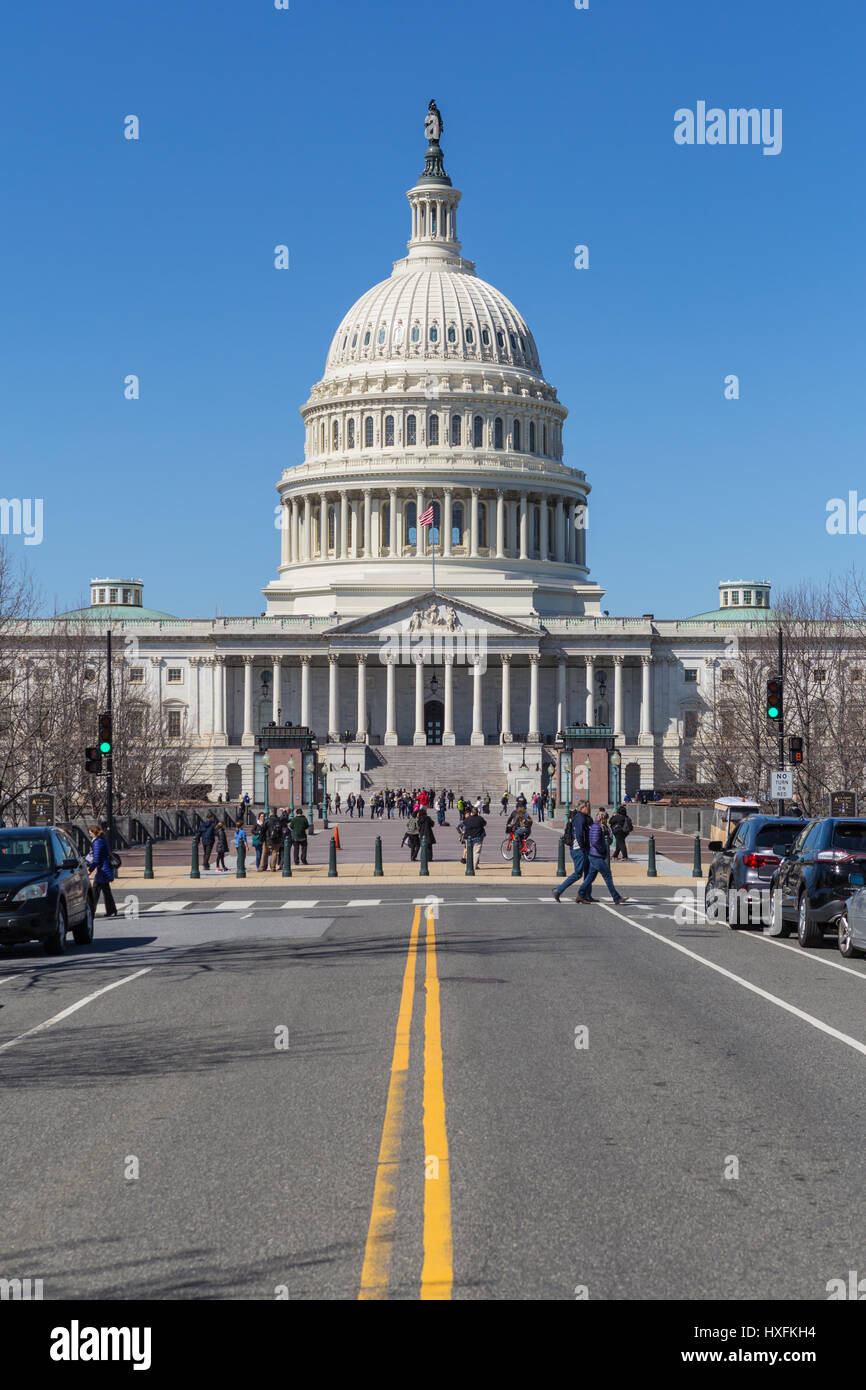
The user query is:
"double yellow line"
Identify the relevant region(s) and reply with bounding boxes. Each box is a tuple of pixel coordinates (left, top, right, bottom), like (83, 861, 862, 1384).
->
(359, 904, 453, 1300)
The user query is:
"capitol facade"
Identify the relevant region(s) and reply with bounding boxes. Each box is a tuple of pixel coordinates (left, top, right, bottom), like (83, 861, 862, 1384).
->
(38, 106, 774, 806)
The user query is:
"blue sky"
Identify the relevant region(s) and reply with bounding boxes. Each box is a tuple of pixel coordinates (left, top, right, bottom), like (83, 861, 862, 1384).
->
(2, 0, 863, 618)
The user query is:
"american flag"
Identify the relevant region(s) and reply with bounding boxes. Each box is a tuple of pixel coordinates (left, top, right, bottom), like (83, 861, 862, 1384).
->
(419, 504, 435, 527)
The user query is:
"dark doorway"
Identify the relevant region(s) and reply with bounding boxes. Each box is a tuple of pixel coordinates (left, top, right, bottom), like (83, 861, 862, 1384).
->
(425, 699, 444, 745)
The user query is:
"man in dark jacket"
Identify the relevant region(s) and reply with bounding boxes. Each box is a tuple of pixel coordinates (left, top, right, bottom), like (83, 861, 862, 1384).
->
(577, 815, 628, 905)
(609, 804, 633, 861)
(552, 800, 592, 902)
(461, 808, 486, 865)
(289, 810, 309, 865)
(265, 813, 284, 871)
(200, 813, 216, 871)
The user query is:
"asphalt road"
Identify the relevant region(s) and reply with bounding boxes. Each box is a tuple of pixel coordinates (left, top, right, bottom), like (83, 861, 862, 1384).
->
(1, 883, 864, 1301)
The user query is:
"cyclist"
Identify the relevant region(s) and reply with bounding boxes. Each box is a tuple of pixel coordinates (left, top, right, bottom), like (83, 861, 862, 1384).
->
(506, 805, 533, 847)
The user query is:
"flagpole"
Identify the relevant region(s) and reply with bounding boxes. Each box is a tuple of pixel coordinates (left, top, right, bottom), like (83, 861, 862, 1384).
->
(432, 498, 436, 592)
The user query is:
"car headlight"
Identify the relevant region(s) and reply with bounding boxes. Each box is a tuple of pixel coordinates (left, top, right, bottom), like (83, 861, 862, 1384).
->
(11, 881, 50, 903)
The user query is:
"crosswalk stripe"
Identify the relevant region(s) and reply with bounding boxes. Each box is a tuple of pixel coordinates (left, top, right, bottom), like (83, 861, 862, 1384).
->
(145, 901, 193, 913)
(214, 900, 255, 911)
(347, 899, 382, 907)
(475, 896, 508, 902)
(281, 900, 319, 909)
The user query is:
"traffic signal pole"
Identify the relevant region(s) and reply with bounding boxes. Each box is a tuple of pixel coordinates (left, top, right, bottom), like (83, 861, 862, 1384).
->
(106, 629, 114, 849)
(777, 627, 785, 817)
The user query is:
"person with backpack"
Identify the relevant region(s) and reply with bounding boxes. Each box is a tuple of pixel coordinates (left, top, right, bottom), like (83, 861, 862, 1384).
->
(199, 812, 216, 872)
(609, 804, 634, 861)
(289, 809, 310, 864)
(404, 811, 421, 861)
(576, 813, 629, 906)
(552, 800, 593, 903)
(265, 813, 284, 871)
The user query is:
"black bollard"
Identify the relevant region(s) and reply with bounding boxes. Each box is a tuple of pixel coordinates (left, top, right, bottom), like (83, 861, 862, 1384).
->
(465, 837, 475, 876)
(282, 833, 292, 877)
(236, 839, 247, 879)
(556, 835, 566, 876)
(512, 835, 522, 877)
(144, 837, 154, 880)
(419, 836, 429, 877)
(647, 835, 657, 878)
(692, 835, 703, 879)
(190, 834, 201, 880)
(328, 833, 338, 878)
(374, 835, 384, 877)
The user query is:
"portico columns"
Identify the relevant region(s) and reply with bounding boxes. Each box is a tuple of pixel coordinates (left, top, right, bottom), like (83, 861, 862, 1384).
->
(319, 491, 328, 557)
(540, 498, 549, 561)
(356, 654, 367, 742)
(300, 655, 311, 727)
(413, 656, 426, 746)
(556, 657, 567, 733)
(303, 497, 312, 562)
(384, 656, 398, 745)
(555, 498, 564, 561)
(363, 490, 372, 558)
(271, 656, 281, 724)
(442, 654, 455, 745)
(213, 656, 227, 740)
(443, 489, 453, 557)
(280, 502, 290, 567)
(613, 655, 624, 739)
(470, 489, 479, 557)
(640, 655, 654, 743)
(528, 654, 541, 742)
(495, 492, 505, 559)
(500, 654, 512, 742)
(242, 656, 254, 747)
(519, 493, 528, 559)
(340, 492, 349, 559)
(389, 488, 398, 556)
(585, 657, 595, 725)
(328, 654, 340, 740)
(415, 488, 424, 558)
(470, 657, 484, 746)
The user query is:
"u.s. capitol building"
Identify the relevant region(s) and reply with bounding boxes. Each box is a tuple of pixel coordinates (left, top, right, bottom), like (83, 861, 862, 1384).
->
(42, 105, 773, 804)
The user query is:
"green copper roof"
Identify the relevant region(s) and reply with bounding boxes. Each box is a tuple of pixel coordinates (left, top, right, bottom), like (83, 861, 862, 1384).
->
(52, 604, 178, 622)
(687, 605, 776, 622)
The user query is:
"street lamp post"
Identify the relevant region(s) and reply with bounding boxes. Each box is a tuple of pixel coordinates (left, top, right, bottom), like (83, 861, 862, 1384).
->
(290, 763, 295, 810)
(610, 748, 622, 807)
(321, 760, 328, 828)
(262, 750, 271, 818)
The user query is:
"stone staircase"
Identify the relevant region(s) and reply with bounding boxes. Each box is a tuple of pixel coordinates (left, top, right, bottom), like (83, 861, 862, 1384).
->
(361, 745, 510, 797)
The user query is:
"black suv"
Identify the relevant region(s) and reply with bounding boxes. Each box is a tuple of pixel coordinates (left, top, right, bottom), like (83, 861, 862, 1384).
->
(769, 817, 866, 946)
(706, 816, 806, 926)
(0, 826, 95, 954)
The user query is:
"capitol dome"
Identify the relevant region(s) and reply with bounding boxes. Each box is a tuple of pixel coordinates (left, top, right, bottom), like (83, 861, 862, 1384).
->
(263, 105, 603, 621)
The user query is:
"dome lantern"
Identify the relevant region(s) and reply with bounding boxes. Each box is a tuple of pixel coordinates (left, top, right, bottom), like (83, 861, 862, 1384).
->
(405, 100, 462, 265)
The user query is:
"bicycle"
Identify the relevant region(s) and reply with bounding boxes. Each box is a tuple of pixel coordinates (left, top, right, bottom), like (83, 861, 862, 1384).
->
(500, 833, 537, 862)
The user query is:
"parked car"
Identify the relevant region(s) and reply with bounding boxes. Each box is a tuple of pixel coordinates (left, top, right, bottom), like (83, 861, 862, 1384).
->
(705, 815, 807, 926)
(837, 871, 866, 958)
(0, 826, 94, 954)
(768, 817, 866, 946)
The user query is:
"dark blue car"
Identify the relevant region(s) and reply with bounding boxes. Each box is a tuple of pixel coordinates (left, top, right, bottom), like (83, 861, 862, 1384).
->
(769, 817, 866, 946)
(0, 826, 94, 954)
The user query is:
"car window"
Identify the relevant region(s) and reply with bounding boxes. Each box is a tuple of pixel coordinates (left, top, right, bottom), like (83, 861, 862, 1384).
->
(755, 823, 805, 850)
(729, 825, 748, 848)
(832, 823, 866, 854)
(800, 822, 827, 853)
(790, 822, 817, 855)
(0, 836, 51, 871)
(58, 833, 79, 861)
(50, 832, 68, 865)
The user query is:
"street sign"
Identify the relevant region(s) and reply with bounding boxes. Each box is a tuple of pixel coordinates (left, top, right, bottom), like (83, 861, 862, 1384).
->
(830, 791, 858, 817)
(770, 770, 793, 800)
(28, 793, 55, 826)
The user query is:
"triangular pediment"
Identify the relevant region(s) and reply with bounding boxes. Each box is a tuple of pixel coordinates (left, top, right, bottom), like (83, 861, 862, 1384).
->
(325, 592, 541, 639)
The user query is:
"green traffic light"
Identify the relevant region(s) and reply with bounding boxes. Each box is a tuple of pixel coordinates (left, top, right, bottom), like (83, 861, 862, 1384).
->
(767, 706, 780, 720)
(99, 740, 112, 754)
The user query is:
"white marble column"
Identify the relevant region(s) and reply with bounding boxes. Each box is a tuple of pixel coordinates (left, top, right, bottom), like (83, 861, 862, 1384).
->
(470, 658, 484, 746)
(303, 497, 312, 562)
(585, 657, 595, 725)
(389, 487, 398, 556)
(556, 657, 567, 733)
(496, 492, 505, 559)
(470, 489, 479, 557)
(340, 491, 349, 559)
(500, 654, 512, 743)
(363, 490, 372, 557)
(280, 502, 290, 567)
(415, 488, 424, 558)
(519, 493, 528, 560)
(443, 489, 453, 557)
(443, 654, 455, 745)
(640, 655, 653, 741)
(300, 655, 311, 727)
(385, 655, 397, 745)
(319, 490, 328, 557)
(613, 655, 624, 738)
(213, 656, 226, 740)
(271, 656, 281, 724)
(190, 657, 201, 737)
(243, 656, 255, 746)
(413, 656, 426, 746)
(528, 654, 541, 742)
(356, 654, 367, 741)
(328, 654, 340, 740)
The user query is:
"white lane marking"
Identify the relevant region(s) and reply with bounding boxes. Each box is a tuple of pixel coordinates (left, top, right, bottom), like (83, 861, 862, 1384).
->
(241, 913, 253, 920)
(346, 899, 382, 907)
(476, 897, 508, 903)
(597, 904, 866, 1057)
(749, 932, 866, 981)
(0, 969, 151, 1056)
(0, 977, 15, 986)
(214, 900, 255, 911)
(145, 901, 193, 913)
(281, 900, 319, 909)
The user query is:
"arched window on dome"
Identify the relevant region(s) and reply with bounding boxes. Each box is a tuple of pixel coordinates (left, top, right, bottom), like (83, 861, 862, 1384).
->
(342, 336, 347, 351)
(451, 414, 461, 446)
(510, 333, 517, 353)
(351, 332, 358, 348)
(529, 420, 536, 453)
(406, 414, 417, 446)
(494, 418, 504, 450)
(347, 418, 355, 449)
(363, 329, 371, 347)
(384, 415, 394, 447)
(364, 416, 374, 448)
(411, 324, 420, 344)
(428, 414, 439, 446)
(513, 418, 521, 452)
(447, 324, 456, 344)
(429, 325, 438, 343)
(465, 326, 474, 345)
(332, 419, 339, 450)
(378, 327, 386, 345)
(473, 415, 483, 448)
(481, 328, 490, 347)
(405, 500, 417, 546)
(394, 323, 404, 346)
(496, 330, 505, 349)
(452, 500, 464, 548)
(478, 502, 488, 549)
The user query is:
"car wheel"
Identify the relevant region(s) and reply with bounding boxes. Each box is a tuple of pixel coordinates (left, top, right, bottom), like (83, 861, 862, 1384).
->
(838, 912, 863, 959)
(766, 885, 790, 937)
(706, 874, 727, 924)
(72, 898, 94, 946)
(797, 894, 823, 948)
(43, 900, 68, 955)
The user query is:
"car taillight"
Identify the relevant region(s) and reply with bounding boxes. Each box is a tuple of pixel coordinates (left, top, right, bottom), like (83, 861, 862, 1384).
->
(817, 850, 855, 862)
(742, 853, 779, 868)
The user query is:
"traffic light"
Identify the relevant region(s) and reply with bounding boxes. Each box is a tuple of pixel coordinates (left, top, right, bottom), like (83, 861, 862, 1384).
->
(766, 676, 783, 722)
(98, 711, 112, 756)
(789, 736, 804, 763)
(84, 746, 103, 774)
